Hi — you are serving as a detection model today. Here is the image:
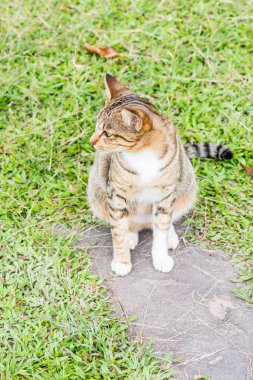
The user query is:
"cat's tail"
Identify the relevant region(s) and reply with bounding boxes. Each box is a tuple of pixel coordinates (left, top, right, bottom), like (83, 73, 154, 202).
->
(184, 142, 233, 160)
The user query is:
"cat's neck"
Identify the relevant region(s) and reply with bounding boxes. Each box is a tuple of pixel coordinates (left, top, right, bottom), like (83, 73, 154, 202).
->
(121, 149, 163, 182)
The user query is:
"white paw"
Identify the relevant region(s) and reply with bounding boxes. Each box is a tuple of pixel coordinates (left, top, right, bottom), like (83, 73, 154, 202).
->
(128, 231, 138, 250)
(153, 255, 174, 273)
(111, 261, 132, 276)
(167, 233, 179, 250)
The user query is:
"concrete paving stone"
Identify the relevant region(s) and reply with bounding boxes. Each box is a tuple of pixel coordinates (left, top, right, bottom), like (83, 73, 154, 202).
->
(55, 224, 253, 380)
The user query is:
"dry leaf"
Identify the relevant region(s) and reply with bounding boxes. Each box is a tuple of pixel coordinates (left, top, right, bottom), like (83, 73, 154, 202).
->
(245, 166, 253, 175)
(69, 182, 75, 193)
(83, 44, 122, 59)
(0, 145, 13, 154)
(59, 4, 78, 11)
(63, 348, 72, 357)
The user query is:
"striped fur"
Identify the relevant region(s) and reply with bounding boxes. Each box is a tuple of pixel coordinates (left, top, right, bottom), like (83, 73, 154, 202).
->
(88, 74, 232, 276)
(184, 142, 233, 160)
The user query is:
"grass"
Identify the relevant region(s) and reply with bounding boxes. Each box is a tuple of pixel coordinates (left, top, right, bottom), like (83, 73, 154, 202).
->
(0, 0, 252, 377)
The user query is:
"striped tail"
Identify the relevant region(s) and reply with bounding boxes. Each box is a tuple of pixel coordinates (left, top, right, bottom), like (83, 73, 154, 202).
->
(184, 142, 233, 160)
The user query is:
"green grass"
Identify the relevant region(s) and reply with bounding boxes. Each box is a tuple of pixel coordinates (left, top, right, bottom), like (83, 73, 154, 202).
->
(0, 0, 252, 377)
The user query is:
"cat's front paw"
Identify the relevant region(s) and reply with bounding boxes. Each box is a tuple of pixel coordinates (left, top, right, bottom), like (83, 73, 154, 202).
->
(111, 261, 132, 276)
(167, 233, 179, 250)
(152, 255, 174, 273)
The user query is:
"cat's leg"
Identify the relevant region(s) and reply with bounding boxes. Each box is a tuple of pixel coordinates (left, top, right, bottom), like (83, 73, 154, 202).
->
(172, 182, 196, 223)
(127, 206, 152, 250)
(88, 181, 110, 222)
(152, 196, 175, 273)
(108, 190, 132, 276)
(167, 224, 179, 250)
(128, 230, 139, 250)
(166, 182, 196, 250)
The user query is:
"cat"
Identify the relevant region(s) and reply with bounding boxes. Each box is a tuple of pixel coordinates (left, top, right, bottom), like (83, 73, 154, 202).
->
(88, 74, 233, 276)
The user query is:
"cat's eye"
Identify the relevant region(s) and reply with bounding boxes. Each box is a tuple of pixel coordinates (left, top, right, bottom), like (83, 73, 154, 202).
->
(103, 131, 113, 138)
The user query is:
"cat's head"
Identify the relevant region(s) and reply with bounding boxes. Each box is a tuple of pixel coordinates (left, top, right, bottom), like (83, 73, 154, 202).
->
(90, 74, 158, 152)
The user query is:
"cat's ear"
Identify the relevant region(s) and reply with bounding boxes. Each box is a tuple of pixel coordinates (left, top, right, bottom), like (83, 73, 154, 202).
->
(121, 109, 142, 131)
(105, 73, 126, 99)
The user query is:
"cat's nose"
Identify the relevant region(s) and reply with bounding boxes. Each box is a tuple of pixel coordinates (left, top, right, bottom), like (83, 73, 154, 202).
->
(90, 133, 99, 146)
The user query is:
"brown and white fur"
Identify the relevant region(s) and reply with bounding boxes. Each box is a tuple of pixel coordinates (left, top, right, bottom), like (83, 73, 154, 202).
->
(88, 74, 233, 276)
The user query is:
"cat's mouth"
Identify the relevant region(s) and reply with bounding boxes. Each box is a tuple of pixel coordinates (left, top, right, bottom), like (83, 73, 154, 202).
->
(90, 135, 133, 153)
(93, 145, 123, 153)
(90, 132, 99, 146)
(90, 132, 111, 151)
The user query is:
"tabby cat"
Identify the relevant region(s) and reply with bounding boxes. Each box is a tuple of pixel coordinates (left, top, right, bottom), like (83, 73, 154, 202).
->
(88, 74, 233, 276)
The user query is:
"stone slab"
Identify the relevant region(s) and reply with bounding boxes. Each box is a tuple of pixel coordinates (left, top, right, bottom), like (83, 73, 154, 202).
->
(56, 224, 253, 380)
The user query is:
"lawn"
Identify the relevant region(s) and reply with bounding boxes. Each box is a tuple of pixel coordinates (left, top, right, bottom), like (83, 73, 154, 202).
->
(0, 0, 252, 378)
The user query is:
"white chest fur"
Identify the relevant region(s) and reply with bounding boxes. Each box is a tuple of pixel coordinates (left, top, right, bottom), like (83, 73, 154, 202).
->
(122, 150, 163, 182)
(136, 188, 161, 203)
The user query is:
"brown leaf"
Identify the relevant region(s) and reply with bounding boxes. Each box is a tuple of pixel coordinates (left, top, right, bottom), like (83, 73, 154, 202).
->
(69, 182, 75, 193)
(0, 145, 13, 154)
(59, 4, 78, 11)
(245, 166, 253, 175)
(63, 348, 72, 357)
(83, 44, 122, 59)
